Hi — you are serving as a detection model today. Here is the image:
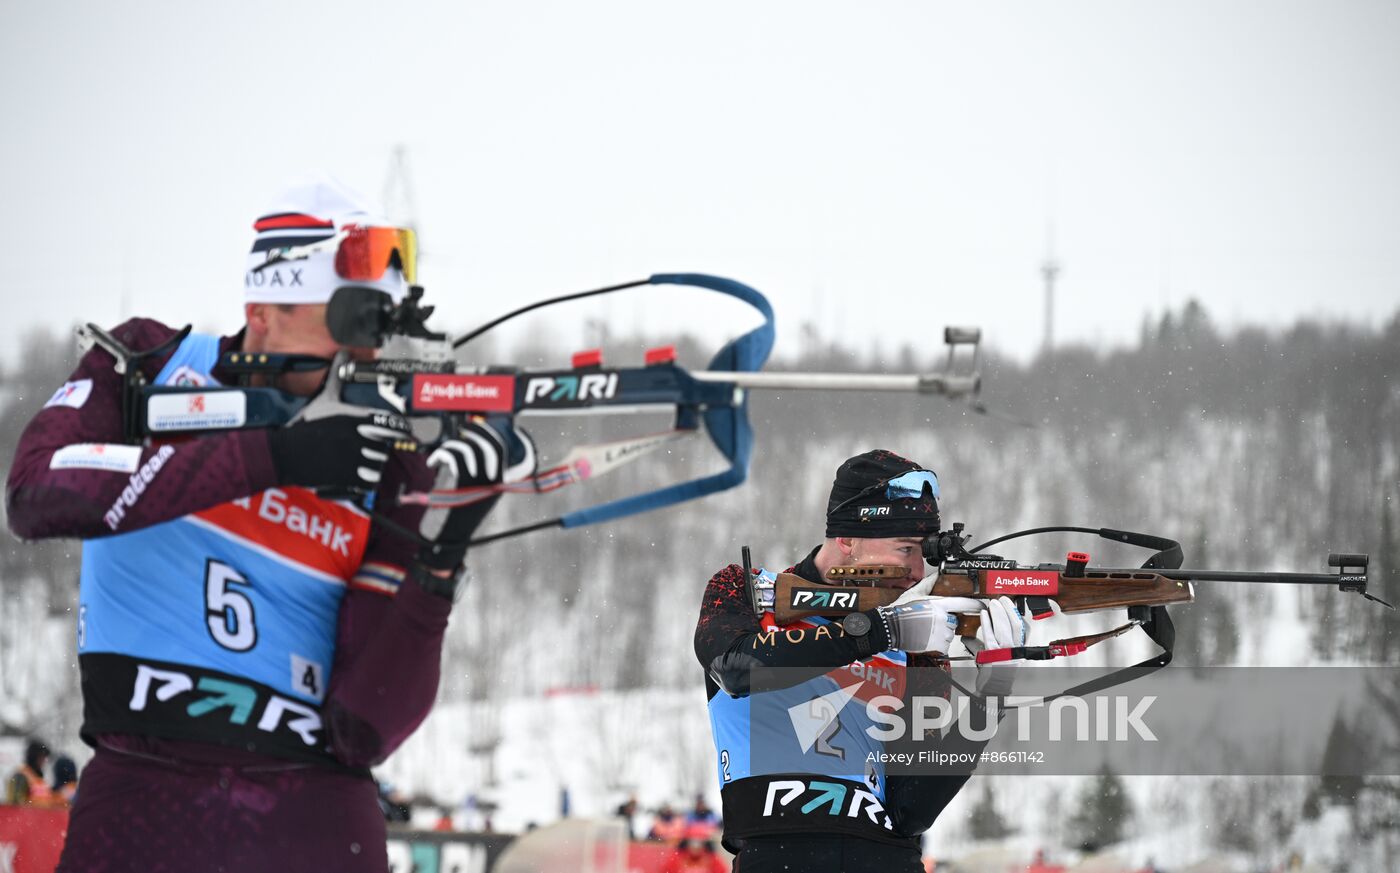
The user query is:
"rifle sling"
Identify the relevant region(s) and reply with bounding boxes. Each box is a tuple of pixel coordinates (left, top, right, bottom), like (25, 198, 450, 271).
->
(1040, 605, 1175, 703)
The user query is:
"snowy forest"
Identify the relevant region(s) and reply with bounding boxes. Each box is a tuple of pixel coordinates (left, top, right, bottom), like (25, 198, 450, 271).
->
(2, 300, 1397, 870)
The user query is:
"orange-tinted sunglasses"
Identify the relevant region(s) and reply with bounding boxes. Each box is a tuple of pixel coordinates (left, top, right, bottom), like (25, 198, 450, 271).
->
(335, 224, 418, 285)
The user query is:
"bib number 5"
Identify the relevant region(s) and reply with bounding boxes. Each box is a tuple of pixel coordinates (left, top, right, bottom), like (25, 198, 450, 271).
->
(205, 559, 257, 652)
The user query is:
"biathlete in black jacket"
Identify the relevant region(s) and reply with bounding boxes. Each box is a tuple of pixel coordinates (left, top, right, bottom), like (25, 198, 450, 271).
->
(694, 449, 1026, 872)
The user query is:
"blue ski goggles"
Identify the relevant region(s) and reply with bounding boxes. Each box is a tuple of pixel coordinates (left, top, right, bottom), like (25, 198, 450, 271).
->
(828, 469, 940, 516)
(884, 470, 940, 500)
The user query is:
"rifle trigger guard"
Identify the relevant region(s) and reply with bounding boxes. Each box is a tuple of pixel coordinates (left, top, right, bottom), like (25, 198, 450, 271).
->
(1024, 595, 1054, 620)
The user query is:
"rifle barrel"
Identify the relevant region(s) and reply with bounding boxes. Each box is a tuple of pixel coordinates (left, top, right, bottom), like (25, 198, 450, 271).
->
(1155, 570, 1342, 586)
(690, 370, 980, 397)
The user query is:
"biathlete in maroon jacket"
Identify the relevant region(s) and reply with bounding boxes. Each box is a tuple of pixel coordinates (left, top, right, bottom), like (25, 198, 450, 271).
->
(694, 450, 1028, 873)
(5, 174, 527, 873)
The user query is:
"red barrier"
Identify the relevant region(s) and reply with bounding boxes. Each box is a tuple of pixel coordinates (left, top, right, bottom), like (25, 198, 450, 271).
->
(627, 841, 675, 873)
(0, 812, 723, 873)
(0, 808, 67, 873)
(627, 840, 730, 873)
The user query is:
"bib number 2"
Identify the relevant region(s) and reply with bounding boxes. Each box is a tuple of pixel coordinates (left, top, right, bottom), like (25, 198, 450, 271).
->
(205, 559, 257, 652)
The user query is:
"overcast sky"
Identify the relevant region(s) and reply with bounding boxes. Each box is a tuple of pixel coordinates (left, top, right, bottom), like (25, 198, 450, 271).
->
(2, 0, 1397, 370)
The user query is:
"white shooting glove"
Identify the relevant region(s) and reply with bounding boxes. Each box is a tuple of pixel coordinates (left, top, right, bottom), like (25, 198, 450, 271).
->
(960, 595, 1028, 697)
(890, 573, 934, 605)
(877, 595, 985, 654)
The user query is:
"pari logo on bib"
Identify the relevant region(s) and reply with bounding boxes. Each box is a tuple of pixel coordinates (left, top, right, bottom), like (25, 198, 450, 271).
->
(244, 173, 415, 306)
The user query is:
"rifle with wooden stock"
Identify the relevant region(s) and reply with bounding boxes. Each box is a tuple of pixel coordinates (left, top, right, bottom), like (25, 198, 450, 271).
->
(749, 522, 1390, 690)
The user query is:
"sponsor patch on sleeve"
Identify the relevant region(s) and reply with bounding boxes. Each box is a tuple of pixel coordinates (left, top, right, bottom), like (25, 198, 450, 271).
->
(50, 443, 143, 473)
(44, 379, 93, 410)
(147, 390, 248, 431)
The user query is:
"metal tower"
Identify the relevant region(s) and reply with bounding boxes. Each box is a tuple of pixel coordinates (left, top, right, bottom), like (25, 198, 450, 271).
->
(1041, 222, 1060, 355)
(382, 144, 419, 232)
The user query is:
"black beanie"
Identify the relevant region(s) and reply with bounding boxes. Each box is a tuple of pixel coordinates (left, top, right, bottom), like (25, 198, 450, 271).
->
(825, 449, 940, 538)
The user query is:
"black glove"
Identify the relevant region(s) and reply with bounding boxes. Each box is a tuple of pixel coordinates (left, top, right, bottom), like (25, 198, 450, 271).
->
(266, 351, 415, 492)
(416, 420, 535, 587)
(268, 411, 414, 491)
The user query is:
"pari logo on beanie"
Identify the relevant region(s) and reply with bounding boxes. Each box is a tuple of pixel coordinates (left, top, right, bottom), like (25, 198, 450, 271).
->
(244, 173, 408, 305)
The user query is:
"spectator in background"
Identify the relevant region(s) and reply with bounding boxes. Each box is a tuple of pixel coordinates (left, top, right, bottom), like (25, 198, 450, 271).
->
(686, 794, 718, 830)
(1026, 848, 1067, 873)
(4, 739, 56, 807)
(615, 795, 640, 840)
(649, 803, 686, 843)
(432, 808, 455, 832)
(377, 780, 411, 824)
(50, 755, 79, 807)
(660, 825, 728, 873)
